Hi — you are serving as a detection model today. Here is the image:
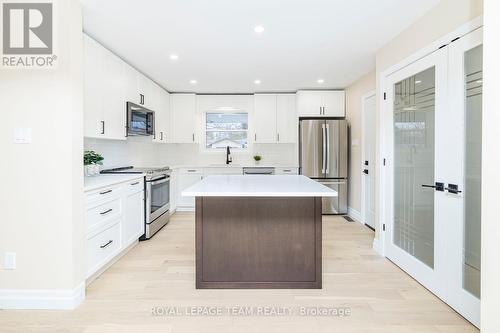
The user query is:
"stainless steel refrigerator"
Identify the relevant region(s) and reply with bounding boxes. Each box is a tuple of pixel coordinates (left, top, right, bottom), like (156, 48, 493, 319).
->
(299, 119, 348, 214)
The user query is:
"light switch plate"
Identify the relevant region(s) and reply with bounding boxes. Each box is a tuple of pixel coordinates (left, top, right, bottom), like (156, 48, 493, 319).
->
(14, 127, 32, 144)
(4, 252, 16, 270)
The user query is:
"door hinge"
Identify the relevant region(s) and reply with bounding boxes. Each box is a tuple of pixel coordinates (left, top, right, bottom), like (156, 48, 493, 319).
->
(383, 224, 386, 231)
(383, 92, 386, 100)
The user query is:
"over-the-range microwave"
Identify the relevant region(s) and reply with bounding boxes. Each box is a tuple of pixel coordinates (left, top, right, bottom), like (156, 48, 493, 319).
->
(126, 102, 155, 136)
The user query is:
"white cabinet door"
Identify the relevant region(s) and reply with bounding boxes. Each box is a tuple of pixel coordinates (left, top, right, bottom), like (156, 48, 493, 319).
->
(101, 46, 127, 140)
(83, 35, 126, 140)
(124, 188, 145, 246)
(136, 73, 154, 109)
(83, 35, 105, 138)
(177, 173, 203, 207)
(254, 94, 277, 143)
(153, 89, 170, 143)
(276, 94, 297, 143)
(322, 91, 345, 117)
(170, 94, 196, 143)
(297, 91, 323, 116)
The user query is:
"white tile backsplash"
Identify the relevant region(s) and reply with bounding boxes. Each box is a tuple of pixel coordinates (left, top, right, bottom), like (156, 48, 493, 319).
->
(84, 138, 298, 168)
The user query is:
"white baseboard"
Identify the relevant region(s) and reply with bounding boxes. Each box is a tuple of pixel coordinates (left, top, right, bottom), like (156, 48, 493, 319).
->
(0, 282, 85, 310)
(347, 207, 363, 224)
(372, 238, 383, 256)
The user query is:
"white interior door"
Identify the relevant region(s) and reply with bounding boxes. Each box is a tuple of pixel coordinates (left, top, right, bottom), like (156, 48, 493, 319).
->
(384, 28, 482, 328)
(384, 46, 448, 301)
(446, 28, 482, 327)
(362, 93, 376, 229)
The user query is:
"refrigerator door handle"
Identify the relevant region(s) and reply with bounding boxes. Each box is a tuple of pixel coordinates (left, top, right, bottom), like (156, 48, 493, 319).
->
(321, 124, 326, 174)
(325, 123, 330, 174)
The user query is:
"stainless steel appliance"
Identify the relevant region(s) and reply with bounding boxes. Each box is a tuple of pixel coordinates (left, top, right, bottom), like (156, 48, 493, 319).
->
(299, 119, 348, 214)
(101, 166, 170, 239)
(243, 167, 275, 175)
(126, 102, 155, 136)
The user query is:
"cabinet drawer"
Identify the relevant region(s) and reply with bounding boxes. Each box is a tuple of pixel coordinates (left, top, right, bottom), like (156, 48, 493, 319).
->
(275, 167, 299, 175)
(85, 184, 122, 205)
(203, 167, 243, 175)
(124, 178, 144, 194)
(86, 197, 122, 233)
(86, 222, 122, 277)
(180, 168, 203, 175)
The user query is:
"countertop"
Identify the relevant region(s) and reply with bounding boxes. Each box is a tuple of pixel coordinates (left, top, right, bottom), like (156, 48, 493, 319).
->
(182, 175, 337, 197)
(170, 164, 299, 169)
(84, 173, 145, 192)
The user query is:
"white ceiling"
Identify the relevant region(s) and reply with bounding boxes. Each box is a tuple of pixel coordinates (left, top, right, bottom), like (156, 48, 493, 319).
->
(81, 0, 440, 93)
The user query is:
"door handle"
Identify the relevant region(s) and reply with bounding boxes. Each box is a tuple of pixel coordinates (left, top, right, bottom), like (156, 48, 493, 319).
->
(100, 120, 105, 135)
(325, 123, 330, 174)
(422, 182, 444, 191)
(445, 184, 462, 194)
(363, 169, 368, 175)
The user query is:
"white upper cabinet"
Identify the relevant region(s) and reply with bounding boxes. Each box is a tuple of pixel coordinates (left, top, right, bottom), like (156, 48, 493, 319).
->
(276, 94, 297, 143)
(153, 85, 170, 143)
(83, 35, 126, 140)
(254, 94, 277, 143)
(170, 93, 196, 143)
(297, 90, 345, 117)
(254, 94, 297, 144)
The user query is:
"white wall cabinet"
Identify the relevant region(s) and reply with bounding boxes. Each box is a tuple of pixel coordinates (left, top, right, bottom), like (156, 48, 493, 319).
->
(276, 94, 297, 143)
(297, 90, 345, 117)
(170, 94, 197, 143)
(84, 34, 169, 143)
(254, 94, 297, 143)
(83, 35, 127, 140)
(254, 94, 278, 143)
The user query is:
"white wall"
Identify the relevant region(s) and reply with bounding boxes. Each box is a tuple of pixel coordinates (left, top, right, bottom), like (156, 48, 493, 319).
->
(0, 0, 85, 307)
(373, 0, 483, 240)
(481, 0, 500, 331)
(345, 71, 376, 215)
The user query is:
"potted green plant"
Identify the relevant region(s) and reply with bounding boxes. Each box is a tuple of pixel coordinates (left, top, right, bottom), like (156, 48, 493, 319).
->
(253, 155, 262, 165)
(84, 150, 104, 176)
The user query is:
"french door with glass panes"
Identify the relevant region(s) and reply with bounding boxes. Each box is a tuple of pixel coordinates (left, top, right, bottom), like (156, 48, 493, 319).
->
(384, 28, 482, 327)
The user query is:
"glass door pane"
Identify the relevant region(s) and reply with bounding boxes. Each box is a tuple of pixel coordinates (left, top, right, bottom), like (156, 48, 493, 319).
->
(463, 45, 482, 298)
(393, 67, 435, 268)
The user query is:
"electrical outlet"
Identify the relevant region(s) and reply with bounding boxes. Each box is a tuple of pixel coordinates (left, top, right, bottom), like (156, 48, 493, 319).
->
(4, 252, 16, 270)
(14, 127, 32, 144)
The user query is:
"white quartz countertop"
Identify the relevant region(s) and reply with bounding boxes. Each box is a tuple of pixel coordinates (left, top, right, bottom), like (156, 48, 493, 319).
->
(182, 175, 338, 197)
(84, 174, 145, 192)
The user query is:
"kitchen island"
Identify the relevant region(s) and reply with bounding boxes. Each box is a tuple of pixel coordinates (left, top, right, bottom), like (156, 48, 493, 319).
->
(182, 175, 337, 289)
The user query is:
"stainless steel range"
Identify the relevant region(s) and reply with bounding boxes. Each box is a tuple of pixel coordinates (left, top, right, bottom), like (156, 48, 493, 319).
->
(101, 166, 171, 239)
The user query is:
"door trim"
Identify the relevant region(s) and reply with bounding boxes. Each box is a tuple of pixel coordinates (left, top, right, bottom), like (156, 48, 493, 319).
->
(361, 90, 376, 228)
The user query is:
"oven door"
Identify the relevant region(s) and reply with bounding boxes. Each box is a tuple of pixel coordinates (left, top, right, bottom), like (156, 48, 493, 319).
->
(146, 175, 170, 222)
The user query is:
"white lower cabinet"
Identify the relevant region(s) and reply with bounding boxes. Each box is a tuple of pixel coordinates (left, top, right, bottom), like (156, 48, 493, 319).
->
(177, 169, 203, 209)
(85, 177, 144, 279)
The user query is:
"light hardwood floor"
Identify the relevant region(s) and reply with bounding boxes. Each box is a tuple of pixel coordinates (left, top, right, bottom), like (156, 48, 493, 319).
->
(0, 213, 478, 333)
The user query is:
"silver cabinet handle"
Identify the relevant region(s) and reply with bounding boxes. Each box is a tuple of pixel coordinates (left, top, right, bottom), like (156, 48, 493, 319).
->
(100, 240, 113, 249)
(99, 189, 112, 195)
(277, 133, 280, 142)
(100, 120, 105, 134)
(130, 181, 140, 186)
(255, 133, 257, 141)
(192, 133, 195, 142)
(283, 169, 291, 172)
(187, 169, 196, 173)
(100, 208, 113, 215)
(160, 132, 163, 141)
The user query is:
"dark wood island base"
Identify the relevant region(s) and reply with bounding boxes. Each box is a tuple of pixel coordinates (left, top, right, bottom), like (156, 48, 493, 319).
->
(195, 196, 322, 289)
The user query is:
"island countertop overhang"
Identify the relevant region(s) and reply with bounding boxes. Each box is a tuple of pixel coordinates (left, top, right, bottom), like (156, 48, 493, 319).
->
(182, 175, 338, 197)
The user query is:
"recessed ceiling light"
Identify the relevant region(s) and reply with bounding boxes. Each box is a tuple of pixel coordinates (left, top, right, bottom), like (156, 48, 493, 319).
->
(317, 79, 324, 84)
(169, 54, 179, 60)
(415, 80, 422, 84)
(190, 79, 197, 84)
(254, 79, 261, 85)
(254, 25, 264, 33)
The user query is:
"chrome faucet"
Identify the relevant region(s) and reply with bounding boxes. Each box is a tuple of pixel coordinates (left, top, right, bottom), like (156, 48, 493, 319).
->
(226, 146, 232, 165)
